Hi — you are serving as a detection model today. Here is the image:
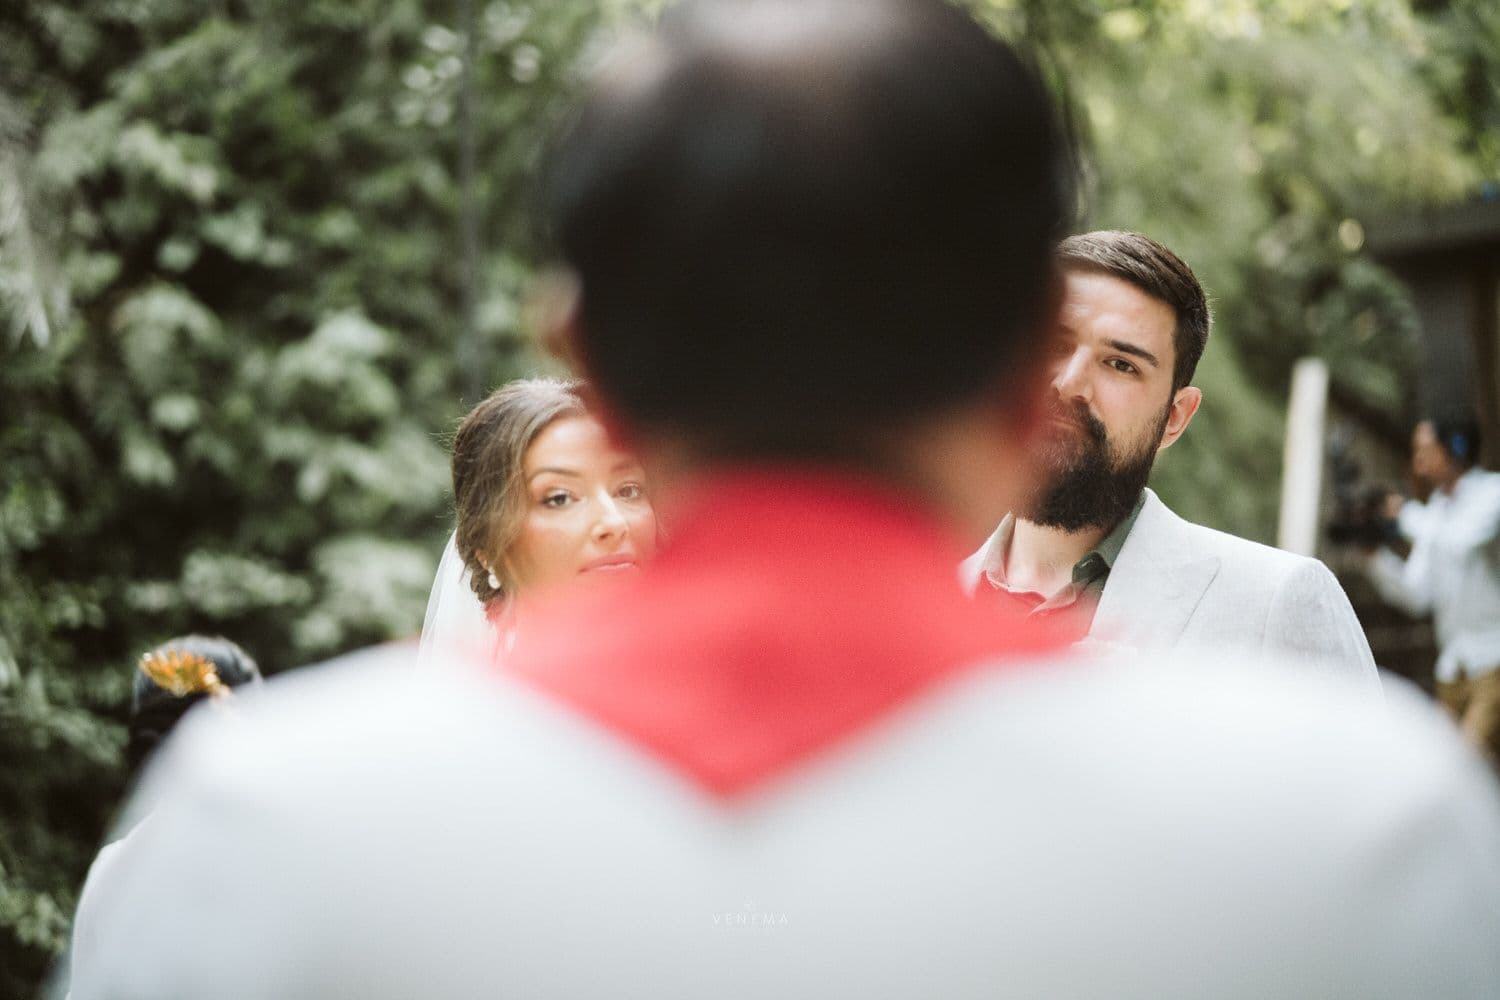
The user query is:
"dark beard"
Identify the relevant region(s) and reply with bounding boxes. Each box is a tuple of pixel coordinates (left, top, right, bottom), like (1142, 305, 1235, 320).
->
(1021, 401, 1165, 532)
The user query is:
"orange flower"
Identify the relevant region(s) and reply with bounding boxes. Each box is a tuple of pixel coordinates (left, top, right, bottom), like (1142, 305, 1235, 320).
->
(138, 649, 228, 699)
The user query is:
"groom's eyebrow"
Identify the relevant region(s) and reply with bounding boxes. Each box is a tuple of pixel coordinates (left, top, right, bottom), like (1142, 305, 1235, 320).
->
(1105, 338, 1159, 368)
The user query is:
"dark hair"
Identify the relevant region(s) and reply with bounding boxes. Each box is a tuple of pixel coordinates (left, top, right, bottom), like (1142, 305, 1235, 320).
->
(1429, 418, 1482, 468)
(545, 0, 1074, 456)
(127, 635, 261, 771)
(451, 378, 586, 604)
(1056, 230, 1211, 392)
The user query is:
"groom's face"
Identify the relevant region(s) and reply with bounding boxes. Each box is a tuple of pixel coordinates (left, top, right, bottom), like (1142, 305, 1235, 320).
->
(1021, 270, 1189, 531)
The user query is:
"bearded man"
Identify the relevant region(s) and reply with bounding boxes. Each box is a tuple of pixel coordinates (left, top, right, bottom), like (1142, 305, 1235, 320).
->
(963, 230, 1378, 684)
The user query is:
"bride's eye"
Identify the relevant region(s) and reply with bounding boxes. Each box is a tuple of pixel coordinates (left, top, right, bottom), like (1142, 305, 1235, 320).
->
(616, 482, 645, 501)
(541, 490, 573, 509)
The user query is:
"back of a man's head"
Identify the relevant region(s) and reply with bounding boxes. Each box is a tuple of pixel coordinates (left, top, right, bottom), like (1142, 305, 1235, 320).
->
(546, 0, 1073, 456)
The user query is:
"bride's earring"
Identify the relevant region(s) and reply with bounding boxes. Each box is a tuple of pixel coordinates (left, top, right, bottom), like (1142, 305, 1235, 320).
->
(487, 570, 501, 590)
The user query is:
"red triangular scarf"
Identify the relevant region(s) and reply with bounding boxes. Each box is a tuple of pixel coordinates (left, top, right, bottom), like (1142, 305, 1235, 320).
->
(500, 471, 1068, 798)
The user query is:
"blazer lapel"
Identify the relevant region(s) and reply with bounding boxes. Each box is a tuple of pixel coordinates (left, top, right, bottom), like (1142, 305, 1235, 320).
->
(1091, 489, 1220, 649)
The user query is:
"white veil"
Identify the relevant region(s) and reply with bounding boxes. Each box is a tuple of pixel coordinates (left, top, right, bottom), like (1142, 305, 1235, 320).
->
(417, 531, 491, 669)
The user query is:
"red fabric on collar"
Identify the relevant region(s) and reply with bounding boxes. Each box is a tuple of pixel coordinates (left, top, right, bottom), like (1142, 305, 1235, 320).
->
(499, 469, 1068, 798)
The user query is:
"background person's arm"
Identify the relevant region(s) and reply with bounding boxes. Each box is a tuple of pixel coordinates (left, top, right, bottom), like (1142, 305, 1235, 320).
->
(1366, 498, 1438, 619)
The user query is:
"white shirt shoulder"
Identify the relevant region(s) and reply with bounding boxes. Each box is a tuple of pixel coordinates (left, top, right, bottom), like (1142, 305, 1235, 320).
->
(71, 645, 1500, 1000)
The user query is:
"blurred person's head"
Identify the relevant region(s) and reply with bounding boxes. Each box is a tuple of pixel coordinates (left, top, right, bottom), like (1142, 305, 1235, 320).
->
(542, 0, 1073, 533)
(1412, 417, 1480, 489)
(1020, 231, 1208, 531)
(129, 635, 261, 771)
(452, 378, 656, 605)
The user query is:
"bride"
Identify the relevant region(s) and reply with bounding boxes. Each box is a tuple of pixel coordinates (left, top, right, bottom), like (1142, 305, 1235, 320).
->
(419, 378, 658, 667)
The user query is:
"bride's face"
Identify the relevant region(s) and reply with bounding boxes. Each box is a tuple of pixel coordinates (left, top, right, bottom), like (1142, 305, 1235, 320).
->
(506, 414, 657, 595)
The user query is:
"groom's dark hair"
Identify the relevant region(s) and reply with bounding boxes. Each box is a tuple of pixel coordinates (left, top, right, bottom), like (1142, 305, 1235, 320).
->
(1056, 230, 1210, 393)
(544, 0, 1074, 457)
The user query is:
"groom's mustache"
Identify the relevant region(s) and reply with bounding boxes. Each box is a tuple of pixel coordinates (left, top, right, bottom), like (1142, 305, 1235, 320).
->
(1048, 399, 1108, 446)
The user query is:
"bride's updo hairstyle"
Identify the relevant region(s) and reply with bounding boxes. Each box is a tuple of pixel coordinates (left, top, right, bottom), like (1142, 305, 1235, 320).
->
(451, 378, 586, 605)
(128, 635, 261, 771)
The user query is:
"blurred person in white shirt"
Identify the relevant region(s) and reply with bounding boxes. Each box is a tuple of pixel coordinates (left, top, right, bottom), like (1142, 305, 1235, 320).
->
(1368, 417, 1500, 761)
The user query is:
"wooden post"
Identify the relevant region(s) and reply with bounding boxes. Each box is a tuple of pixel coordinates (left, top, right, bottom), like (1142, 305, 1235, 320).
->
(1278, 357, 1329, 556)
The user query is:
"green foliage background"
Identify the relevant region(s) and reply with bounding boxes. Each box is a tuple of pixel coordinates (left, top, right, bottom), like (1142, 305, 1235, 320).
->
(1, 0, 1496, 995)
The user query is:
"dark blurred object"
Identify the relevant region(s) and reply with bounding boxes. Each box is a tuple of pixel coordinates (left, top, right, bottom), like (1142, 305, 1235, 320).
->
(1325, 429, 1402, 548)
(126, 636, 261, 772)
(1432, 418, 1482, 468)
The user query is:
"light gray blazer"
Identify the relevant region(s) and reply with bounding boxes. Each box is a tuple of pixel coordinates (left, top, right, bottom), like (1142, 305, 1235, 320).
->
(962, 489, 1380, 688)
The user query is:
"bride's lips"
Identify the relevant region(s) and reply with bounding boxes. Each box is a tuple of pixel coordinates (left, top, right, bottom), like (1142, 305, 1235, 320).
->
(580, 554, 639, 573)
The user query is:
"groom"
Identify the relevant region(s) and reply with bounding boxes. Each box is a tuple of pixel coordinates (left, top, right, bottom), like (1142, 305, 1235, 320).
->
(70, 2, 1500, 998)
(963, 230, 1377, 682)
